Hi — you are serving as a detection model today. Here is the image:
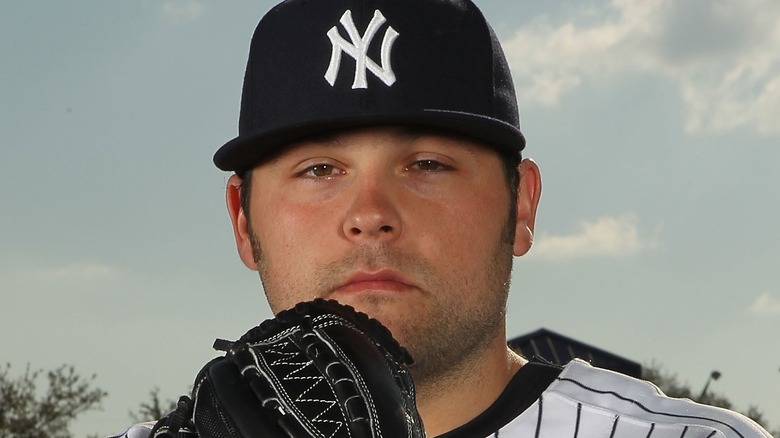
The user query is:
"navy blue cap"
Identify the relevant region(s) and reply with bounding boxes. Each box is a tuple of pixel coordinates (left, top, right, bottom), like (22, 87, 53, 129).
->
(214, 0, 525, 173)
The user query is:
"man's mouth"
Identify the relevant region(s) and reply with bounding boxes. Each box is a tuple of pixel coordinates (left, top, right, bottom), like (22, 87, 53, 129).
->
(332, 269, 418, 294)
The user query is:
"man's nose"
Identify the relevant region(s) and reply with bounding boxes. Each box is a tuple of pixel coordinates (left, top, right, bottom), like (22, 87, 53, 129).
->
(341, 173, 402, 243)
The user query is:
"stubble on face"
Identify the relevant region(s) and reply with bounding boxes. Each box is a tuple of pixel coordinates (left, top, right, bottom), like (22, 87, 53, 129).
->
(246, 217, 515, 390)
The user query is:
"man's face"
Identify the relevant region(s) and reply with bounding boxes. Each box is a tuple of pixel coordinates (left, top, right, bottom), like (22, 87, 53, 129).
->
(228, 126, 536, 383)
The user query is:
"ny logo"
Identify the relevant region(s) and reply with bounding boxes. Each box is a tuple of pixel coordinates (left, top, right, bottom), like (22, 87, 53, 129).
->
(324, 9, 399, 89)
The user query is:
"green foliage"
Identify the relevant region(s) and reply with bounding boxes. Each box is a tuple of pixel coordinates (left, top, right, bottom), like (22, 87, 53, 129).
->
(642, 361, 779, 437)
(0, 363, 106, 438)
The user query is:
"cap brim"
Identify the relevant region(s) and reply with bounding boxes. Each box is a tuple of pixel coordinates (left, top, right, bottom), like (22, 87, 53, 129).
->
(214, 110, 525, 173)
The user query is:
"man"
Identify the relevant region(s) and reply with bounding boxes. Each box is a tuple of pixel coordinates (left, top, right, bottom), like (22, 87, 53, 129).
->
(114, 0, 771, 436)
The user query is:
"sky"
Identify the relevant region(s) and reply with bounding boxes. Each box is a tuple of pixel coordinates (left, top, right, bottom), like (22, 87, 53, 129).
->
(2, 0, 779, 436)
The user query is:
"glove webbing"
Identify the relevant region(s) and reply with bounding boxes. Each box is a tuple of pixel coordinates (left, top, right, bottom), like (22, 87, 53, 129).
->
(150, 395, 197, 437)
(235, 314, 374, 437)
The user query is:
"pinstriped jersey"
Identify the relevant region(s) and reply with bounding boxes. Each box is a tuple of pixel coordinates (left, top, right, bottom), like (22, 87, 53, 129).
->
(487, 359, 771, 438)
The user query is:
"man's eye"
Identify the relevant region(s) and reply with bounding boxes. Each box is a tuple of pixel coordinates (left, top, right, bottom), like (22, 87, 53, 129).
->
(410, 160, 450, 172)
(302, 164, 341, 178)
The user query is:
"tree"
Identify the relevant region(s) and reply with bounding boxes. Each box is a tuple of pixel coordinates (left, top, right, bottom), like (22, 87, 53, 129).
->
(0, 362, 106, 438)
(129, 387, 177, 422)
(642, 362, 779, 438)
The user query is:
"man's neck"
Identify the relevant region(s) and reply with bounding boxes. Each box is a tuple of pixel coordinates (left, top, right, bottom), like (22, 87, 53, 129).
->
(414, 338, 527, 436)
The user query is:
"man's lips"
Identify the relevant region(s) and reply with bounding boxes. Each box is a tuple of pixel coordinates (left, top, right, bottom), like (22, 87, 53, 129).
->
(333, 270, 417, 294)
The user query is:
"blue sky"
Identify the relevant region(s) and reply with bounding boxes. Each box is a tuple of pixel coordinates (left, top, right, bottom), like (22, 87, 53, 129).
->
(2, 0, 779, 435)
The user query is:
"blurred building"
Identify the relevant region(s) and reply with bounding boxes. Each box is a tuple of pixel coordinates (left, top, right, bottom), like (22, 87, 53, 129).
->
(509, 328, 642, 378)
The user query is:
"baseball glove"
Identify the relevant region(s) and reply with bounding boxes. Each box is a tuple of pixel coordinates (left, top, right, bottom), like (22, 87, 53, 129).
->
(149, 299, 425, 438)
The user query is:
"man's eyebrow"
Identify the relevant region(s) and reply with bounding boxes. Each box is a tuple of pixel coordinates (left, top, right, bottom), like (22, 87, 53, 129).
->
(261, 133, 339, 166)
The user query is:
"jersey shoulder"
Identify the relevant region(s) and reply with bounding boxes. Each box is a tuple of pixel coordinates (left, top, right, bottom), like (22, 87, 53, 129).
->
(106, 421, 155, 438)
(502, 359, 771, 438)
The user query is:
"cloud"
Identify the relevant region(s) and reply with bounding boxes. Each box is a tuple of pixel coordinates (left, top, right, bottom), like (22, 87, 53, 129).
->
(11, 262, 121, 284)
(160, 0, 205, 24)
(531, 214, 650, 261)
(42, 263, 117, 279)
(748, 292, 780, 316)
(503, 0, 780, 137)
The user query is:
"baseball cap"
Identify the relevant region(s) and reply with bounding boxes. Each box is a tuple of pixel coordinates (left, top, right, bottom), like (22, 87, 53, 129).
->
(214, 0, 525, 174)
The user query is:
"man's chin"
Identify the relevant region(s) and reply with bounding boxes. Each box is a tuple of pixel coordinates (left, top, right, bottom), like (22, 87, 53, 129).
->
(329, 295, 409, 337)
(331, 291, 407, 311)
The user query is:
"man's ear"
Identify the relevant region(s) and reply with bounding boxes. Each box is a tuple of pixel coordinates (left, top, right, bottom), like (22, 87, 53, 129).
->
(226, 173, 259, 271)
(513, 158, 542, 257)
